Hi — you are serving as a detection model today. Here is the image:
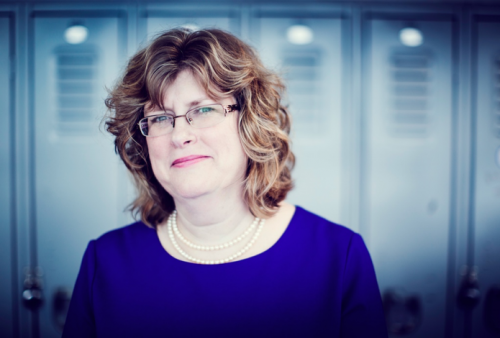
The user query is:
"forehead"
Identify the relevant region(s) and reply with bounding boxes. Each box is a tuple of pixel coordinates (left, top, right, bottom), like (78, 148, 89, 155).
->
(144, 70, 227, 114)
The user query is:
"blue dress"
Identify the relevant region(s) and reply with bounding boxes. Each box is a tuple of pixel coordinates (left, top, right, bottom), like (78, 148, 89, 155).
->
(63, 206, 388, 337)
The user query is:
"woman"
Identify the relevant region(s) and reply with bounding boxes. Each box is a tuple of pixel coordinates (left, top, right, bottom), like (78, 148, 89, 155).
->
(63, 28, 387, 337)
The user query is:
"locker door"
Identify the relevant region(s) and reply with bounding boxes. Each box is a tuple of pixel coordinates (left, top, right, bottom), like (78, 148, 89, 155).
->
(366, 18, 454, 337)
(0, 14, 14, 338)
(33, 13, 129, 337)
(473, 17, 500, 338)
(145, 8, 237, 41)
(254, 13, 344, 224)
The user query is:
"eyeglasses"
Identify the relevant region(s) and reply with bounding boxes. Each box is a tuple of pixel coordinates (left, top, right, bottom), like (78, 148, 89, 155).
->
(137, 103, 239, 137)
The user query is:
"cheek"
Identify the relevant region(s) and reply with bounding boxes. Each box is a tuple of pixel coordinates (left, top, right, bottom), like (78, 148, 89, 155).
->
(218, 134, 247, 171)
(146, 137, 170, 171)
(146, 137, 167, 157)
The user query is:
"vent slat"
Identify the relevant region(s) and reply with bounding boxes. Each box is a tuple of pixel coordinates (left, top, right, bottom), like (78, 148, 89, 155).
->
(283, 56, 318, 67)
(285, 68, 317, 81)
(58, 96, 93, 109)
(55, 48, 97, 134)
(58, 55, 94, 66)
(393, 70, 429, 83)
(393, 85, 427, 97)
(393, 112, 428, 124)
(391, 55, 430, 68)
(58, 68, 93, 80)
(394, 99, 427, 110)
(281, 49, 322, 135)
(58, 110, 92, 122)
(389, 51, 431, 137)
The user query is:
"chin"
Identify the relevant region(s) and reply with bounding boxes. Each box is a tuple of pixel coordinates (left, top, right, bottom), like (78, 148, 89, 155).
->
(163, 182, 214, 200)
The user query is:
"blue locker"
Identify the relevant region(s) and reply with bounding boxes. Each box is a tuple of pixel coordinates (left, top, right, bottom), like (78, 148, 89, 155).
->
(472, 17, 500, 338)
(254, 12, 345, 225)
(366, 17, 454, 337)
(33, 12, 129, 337)
(0, 14, 14, 338)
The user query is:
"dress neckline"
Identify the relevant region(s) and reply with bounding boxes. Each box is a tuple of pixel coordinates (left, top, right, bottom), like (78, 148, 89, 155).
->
(151, 205, 301, 267)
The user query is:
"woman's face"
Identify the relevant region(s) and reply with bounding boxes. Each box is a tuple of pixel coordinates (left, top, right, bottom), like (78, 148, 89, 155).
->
(144, 69, 248, 202)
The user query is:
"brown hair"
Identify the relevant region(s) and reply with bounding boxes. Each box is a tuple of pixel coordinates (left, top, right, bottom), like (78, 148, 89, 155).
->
(105, 28, 294, 227)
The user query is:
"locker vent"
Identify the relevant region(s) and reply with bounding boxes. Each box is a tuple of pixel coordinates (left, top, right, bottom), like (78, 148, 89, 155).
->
(282, 49, 322, 136)
(390, 52, 431, 137)
(494, 56, 500, 138)
(55, 46, 97, 134)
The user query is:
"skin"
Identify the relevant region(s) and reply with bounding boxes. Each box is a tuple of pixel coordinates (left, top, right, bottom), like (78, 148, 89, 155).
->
(147, 69, 295, 263)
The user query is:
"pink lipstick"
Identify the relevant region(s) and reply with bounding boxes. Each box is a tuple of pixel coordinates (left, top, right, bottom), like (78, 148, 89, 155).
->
(172, 155, 209, 168)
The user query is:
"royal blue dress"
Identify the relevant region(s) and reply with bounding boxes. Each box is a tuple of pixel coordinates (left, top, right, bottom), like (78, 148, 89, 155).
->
(63, 206, 388, 337)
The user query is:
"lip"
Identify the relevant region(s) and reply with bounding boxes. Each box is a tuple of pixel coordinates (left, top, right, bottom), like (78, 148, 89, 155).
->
(172, 155, 210, 168)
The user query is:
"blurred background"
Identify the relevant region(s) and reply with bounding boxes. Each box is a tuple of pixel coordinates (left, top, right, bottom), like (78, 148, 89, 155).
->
(0, 0, 499, 337)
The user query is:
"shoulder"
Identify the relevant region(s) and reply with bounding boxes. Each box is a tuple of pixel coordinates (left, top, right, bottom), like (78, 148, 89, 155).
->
(96, 220, 152, 241)
(289, 208, 386, 336)
(91, 221, 156, 261)
(292, 206, 376, 279)
(292, 205, 360, 245)
(280, 205, 367, 266)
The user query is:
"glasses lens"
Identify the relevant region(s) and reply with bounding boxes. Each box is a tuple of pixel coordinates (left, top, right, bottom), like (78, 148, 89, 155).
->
(139, 119, 149, 136)
(187, 104, 225, 128)
(142, 114, 174, 136)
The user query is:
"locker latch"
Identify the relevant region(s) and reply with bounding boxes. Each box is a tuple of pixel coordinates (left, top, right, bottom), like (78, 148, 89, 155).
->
(457, 265, 481, 310)
(22, 266, 44, 311)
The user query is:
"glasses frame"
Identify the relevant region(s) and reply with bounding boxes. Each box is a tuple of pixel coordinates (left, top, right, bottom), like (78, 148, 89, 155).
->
(137, 103, 239, 137)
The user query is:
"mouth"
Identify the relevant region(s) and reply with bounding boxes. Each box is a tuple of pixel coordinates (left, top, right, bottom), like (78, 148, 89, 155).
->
(172, 155, 210, 168)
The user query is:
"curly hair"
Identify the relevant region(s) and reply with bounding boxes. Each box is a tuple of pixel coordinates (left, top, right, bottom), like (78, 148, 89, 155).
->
(105, 28, 294, 227)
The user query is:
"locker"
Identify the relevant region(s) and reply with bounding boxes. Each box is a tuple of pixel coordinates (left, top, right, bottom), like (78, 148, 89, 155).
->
(0, 14, 14, 338)
(33, 13, 130, 337)
(254, 13, 344, 225)
(472, 17, 500, 338)
(366, 17, 454, 337)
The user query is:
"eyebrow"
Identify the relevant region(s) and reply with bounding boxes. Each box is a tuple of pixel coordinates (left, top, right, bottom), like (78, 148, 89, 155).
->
(146, 97, 215, 116)
(185, 98, 213, 108)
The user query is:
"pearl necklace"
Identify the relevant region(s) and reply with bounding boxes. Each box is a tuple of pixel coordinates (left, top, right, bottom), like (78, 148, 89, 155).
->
(167, 211, 265, 265)
(172, 210, 258, 251)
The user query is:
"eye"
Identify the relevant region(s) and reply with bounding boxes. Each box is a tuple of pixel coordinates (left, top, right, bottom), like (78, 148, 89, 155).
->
(151, 115, 173, 124)
(195, 106, 215, 114)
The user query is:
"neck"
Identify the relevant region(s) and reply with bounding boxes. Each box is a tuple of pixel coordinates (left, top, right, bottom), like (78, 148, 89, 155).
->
(170, 186, 255, 245)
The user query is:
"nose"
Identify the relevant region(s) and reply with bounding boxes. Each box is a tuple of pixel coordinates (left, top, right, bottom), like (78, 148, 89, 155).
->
(172, 114, 193, 128)
(170, 114, 196, 148)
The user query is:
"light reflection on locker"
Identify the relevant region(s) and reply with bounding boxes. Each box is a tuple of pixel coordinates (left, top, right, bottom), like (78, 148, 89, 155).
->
(33, 14, 129, 337)
(254, 14, 344, 225)
(472, 17, 500, 338)
(366, 18, 453, 337)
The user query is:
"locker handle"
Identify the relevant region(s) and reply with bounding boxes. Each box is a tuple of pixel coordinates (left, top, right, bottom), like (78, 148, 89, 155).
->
(382, 289, 422, 335)
(22, 266, 44, 311)
(457, 266, 480, 310)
